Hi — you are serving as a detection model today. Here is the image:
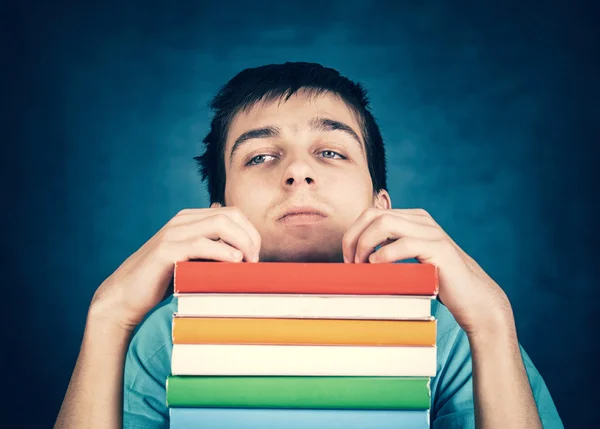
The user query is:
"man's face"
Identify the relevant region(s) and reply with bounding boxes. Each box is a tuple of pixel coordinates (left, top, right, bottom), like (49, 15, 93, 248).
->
(223, 89, 391, 262)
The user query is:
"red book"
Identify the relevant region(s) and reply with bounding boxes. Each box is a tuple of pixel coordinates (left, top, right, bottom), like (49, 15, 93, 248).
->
(174, 261, 438, 295)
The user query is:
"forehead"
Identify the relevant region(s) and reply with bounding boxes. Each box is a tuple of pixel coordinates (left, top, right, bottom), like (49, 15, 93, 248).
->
(225, 91, 361, 148)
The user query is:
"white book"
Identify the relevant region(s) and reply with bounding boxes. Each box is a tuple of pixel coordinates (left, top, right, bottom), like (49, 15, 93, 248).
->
(175, 293, 434, 320)
(171, 344, 437, 377)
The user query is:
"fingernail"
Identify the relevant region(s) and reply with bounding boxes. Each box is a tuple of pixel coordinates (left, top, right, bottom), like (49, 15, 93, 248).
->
(231, 250, 243, 261)
(354, 255, 359, 263)
(343, 254, 348, 263)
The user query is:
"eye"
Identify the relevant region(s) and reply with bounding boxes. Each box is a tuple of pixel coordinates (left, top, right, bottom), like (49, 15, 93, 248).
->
(320, 150, 346, 160)
(246, 154, 277, 166)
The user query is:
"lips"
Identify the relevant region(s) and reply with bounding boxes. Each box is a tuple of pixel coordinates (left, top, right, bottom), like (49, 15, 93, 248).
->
(278, 212, 327, 227)
(278, 206, 327, 220)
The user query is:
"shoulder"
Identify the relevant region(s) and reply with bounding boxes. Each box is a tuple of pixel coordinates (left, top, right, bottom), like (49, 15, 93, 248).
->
(432, 299, 466, 351)
(517, 342, 564, 425)
(431, 301, 472, 386)
(123, 296, 176, 428)
(124, 295, 176, 395)
(127, 295, 176, 363)
(431, 300, 564, 428)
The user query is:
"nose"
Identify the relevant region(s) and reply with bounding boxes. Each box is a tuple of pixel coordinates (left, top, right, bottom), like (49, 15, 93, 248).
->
(281, 158, 316, 189)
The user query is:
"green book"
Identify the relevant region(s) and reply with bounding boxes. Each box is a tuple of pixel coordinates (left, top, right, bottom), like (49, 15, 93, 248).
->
(166, 376, 430, 410)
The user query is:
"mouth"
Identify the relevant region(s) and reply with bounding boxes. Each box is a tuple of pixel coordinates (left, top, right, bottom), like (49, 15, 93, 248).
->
(277, 210, 328, 226)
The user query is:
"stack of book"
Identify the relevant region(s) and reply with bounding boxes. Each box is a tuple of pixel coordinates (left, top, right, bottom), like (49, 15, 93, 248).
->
(167, 261, 439, 429)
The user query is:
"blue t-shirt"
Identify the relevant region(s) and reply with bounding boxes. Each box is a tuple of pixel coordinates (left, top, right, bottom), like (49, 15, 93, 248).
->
(123, 296, 564, 428)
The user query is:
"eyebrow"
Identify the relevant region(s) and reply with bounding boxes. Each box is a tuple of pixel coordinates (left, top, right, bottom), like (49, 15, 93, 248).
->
(229, 116, 364, 165)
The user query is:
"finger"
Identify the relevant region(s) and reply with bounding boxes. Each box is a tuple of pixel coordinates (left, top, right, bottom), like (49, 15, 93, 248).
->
(171, 205, 233, 222)
(354, 214, 442, 263)
(168, 214, 258, 262)
(174, 208, 220, 218)
(368, 236, 442, 264)
(343, 209, 441, 264)
(397, 208, 433, 218)
(199, 214, 259, 262)
(222, 207, 262, 258)
(169, 208, 262, 258)
(394, 212, 438, 227)
(181, 236, 244, 262)
(393, 209, 444, 229)
(342, 208, 381, 263)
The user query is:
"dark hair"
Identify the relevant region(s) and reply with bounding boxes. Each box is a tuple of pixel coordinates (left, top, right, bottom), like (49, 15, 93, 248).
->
(194, 62, 387, 204)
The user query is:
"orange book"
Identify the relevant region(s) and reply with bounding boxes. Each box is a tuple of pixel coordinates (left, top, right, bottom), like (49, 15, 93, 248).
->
(174, 261, 438, 295)
(172, 317, 436, 346)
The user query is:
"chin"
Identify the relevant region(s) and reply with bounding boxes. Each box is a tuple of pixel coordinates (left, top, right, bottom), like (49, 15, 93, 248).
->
(260, 244, 343, 263)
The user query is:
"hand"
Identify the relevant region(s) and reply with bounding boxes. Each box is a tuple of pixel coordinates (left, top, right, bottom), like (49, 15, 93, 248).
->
(89, 203, 261, 332)
(341, 208, 513, 337)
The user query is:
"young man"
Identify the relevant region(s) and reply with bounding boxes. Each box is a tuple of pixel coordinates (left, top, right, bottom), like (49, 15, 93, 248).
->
(55, 62, 563, 428)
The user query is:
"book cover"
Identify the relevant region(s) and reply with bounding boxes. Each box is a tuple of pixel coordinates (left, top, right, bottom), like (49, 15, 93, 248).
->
(169, 408, 430, 429)
(172, 317, 436, 346)
(175, 293, 434, 320)
(166, 376, 431, 409)
(171, 344, 436, 376)
(174, 261, 439, 295)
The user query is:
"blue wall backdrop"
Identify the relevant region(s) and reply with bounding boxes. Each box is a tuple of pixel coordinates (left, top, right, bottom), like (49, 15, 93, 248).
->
(2, 1, 598, 427)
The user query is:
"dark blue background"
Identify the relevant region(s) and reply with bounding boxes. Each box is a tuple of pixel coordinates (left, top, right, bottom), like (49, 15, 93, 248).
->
(2, 1, 598, 427)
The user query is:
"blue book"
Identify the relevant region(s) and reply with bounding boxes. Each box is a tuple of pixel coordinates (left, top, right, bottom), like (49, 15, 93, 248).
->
(170, 407, 430, 429)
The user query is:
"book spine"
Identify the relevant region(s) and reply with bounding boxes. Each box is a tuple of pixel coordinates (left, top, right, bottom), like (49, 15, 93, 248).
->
(175, 294, 434, 320)
(169, 408, 431, 429)
(171, 344, 437, 376)
(176, 293, 434, 320)
(174, 261, 439, 295)
(172, 317, 437, 346)
(166, 376, 431, 409)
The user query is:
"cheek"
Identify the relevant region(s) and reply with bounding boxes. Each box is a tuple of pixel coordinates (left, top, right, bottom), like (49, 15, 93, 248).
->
(327, 174, 373, 216)
(225, 176, 272, 214)
(225, 173, 256, 199)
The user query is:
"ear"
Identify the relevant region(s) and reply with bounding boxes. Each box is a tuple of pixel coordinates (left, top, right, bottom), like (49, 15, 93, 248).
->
(373, 189, 392, 210)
